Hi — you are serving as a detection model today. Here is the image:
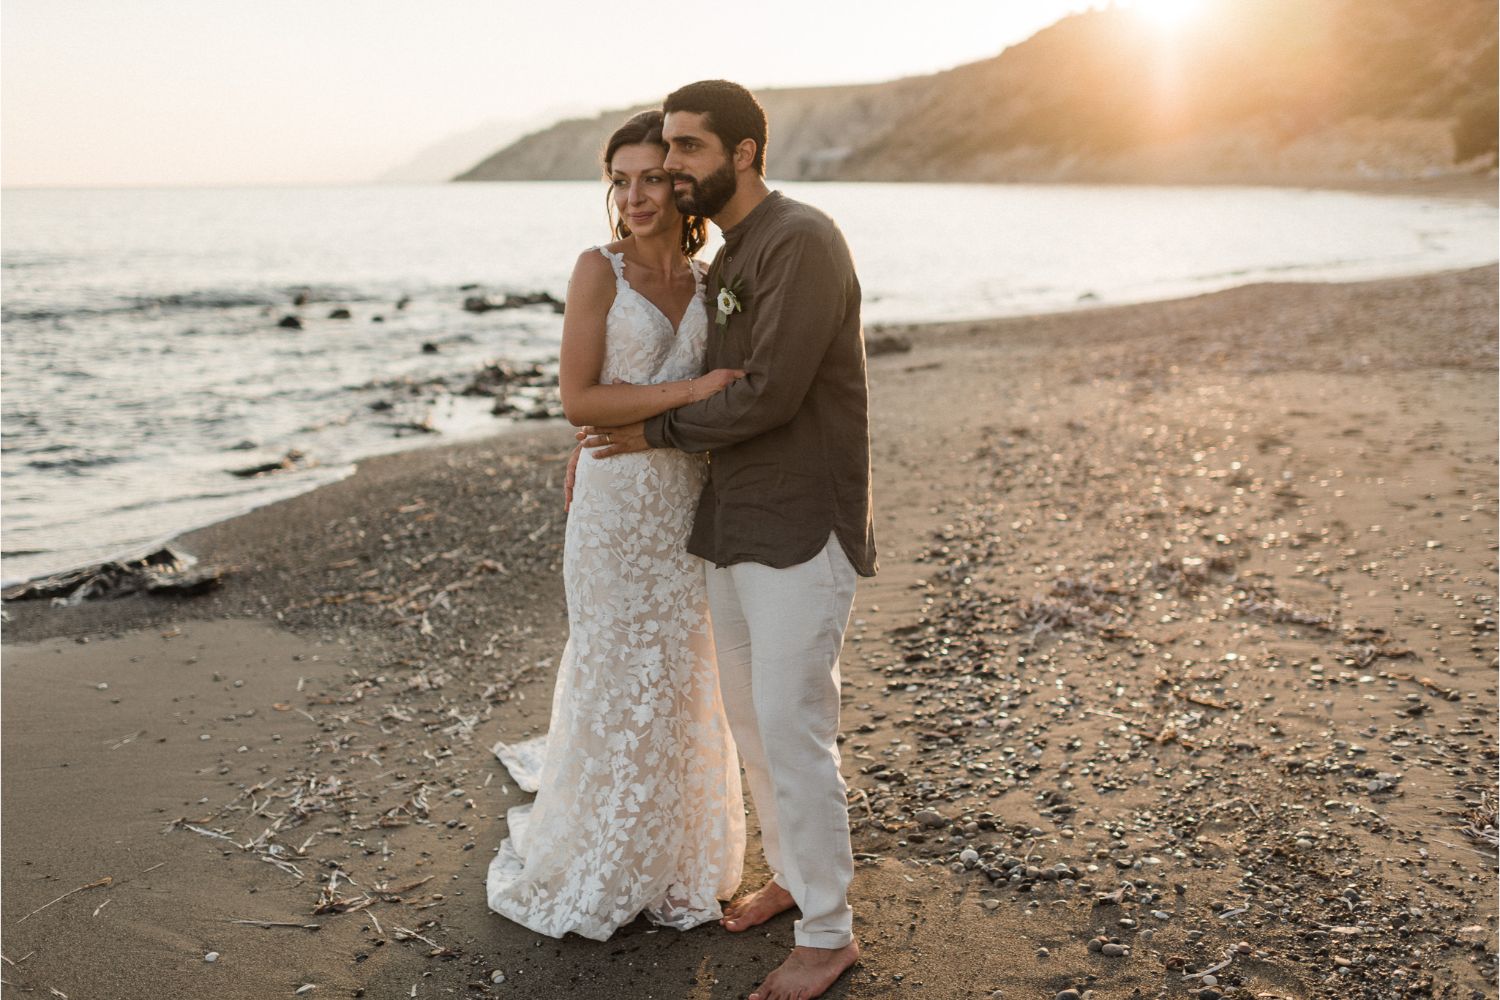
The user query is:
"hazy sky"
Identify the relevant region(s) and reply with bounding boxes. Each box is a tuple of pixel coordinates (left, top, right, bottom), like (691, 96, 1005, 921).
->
(2, 1, 1104, 187)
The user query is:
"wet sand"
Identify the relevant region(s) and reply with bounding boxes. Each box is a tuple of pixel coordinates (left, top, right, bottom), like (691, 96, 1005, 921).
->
(4, 265, 1496, 1000)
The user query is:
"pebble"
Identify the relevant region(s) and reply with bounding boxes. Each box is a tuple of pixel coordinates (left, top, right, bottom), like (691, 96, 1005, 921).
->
(490, 971, 506, 984)
(204, 951, 219, 963)
(1036, 946, 1050, 958)
(915, 808, 948, 828)
(1055, 991, 1081, 1000)
(1101, 942, 1128, 957)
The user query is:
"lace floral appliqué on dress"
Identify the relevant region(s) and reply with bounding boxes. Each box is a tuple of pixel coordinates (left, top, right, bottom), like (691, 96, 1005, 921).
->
(486, 247, 745, 940)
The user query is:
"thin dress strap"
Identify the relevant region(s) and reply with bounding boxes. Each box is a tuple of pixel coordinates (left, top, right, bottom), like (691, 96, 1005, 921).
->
(688, 257, 706, 293)
(594, 246, 627, 290)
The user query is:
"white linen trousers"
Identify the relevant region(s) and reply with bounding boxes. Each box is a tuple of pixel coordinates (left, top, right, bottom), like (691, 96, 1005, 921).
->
(704, 533, 859, 949)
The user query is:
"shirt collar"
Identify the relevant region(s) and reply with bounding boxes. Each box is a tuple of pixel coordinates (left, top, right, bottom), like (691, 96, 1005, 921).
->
(722, 190, 782, 248)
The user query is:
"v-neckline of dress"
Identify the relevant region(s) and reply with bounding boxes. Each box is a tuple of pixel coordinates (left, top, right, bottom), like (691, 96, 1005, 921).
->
(607, 249, 701, 337)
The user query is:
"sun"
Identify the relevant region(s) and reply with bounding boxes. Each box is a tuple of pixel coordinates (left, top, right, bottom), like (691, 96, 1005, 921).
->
(1127, 0, 1209, 29)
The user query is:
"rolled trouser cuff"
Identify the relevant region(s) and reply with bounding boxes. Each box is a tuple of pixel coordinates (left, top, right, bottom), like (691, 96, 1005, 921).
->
(794, 923, 854, 950)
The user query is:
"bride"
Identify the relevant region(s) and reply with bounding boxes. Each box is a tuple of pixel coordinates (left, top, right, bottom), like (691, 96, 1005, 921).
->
(486, 110, 747, 939)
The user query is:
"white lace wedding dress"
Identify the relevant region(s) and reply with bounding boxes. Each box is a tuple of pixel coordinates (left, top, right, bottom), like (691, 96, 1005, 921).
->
(486, 246, 745, 940)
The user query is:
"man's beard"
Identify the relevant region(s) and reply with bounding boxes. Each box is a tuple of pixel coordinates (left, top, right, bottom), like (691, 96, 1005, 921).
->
(673, 158, 737, 218)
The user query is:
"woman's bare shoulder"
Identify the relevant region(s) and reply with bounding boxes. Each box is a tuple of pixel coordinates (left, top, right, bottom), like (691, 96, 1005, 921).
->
(571, 246, 619, 284)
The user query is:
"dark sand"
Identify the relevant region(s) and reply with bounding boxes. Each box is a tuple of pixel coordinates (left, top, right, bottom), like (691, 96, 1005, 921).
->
(4, 265, 1496, 1000)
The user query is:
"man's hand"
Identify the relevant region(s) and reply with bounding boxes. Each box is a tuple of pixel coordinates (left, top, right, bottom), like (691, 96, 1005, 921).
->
(563, 443, 582, 512)
(580, 421, 649, 457)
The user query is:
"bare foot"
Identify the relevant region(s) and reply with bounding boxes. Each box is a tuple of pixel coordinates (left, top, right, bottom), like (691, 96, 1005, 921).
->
(749, 941, 860, 1000)
(719, 880, 796, 932)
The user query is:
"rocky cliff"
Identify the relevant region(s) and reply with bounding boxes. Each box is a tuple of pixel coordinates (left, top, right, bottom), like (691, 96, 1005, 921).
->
(455, 0, 1497, 185)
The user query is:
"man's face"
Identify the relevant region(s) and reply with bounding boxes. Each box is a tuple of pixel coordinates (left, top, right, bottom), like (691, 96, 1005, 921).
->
(662, 111, 738, 219)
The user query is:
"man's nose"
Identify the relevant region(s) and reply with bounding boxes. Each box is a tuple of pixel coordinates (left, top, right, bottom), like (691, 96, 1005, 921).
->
(663, 150, 682, 173)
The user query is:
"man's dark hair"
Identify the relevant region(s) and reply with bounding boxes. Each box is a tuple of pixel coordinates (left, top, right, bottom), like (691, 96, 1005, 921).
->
(664, 80, 768, 176)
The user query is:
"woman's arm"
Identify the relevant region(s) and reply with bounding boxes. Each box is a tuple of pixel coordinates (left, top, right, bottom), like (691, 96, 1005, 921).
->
(558, 251, 740, 427)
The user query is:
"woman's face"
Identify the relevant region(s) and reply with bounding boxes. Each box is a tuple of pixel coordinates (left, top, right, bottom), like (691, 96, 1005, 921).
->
(610, 143, 680, 239)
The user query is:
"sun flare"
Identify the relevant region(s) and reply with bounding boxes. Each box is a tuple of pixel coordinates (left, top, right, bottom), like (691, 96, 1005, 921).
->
(1127, 0, 1209, 29)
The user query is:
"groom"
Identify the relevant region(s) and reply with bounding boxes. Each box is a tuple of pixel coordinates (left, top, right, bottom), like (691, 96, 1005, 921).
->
(582, 80, 876, 1000)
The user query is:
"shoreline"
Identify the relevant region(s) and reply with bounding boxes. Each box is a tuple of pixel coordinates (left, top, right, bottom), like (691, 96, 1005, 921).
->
(4, 266, 1496, 1000)
(8, 226, 1498, 592)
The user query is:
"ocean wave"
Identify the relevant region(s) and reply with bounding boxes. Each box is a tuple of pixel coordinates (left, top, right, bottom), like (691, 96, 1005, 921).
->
(1, 287, 356, 324)
(24, 453, 124, 472)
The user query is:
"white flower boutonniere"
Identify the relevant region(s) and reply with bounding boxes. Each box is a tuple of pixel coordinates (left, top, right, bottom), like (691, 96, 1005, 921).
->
(714, 275, 745, 330)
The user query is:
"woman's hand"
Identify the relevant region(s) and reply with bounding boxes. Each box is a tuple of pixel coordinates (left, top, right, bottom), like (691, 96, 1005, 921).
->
(691, 368, 746, 401)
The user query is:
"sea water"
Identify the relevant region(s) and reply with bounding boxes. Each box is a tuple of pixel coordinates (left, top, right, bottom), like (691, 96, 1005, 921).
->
(3, 181, 1494, 583)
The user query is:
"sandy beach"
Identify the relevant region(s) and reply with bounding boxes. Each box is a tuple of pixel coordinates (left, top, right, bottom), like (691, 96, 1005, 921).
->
(4, 265, 1496, 1000)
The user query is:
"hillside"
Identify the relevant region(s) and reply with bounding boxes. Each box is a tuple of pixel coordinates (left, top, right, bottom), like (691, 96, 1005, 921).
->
(455, 0, 1497, 185)
(452, 78, 937, 183)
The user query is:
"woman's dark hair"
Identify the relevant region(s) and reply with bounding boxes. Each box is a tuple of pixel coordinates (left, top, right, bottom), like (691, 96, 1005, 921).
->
(603, 110, 707, 258)
(663, 80, 768, 176)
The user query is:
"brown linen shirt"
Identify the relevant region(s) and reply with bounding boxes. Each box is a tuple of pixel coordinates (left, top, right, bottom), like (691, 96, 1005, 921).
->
(643, 191, 877, 577)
